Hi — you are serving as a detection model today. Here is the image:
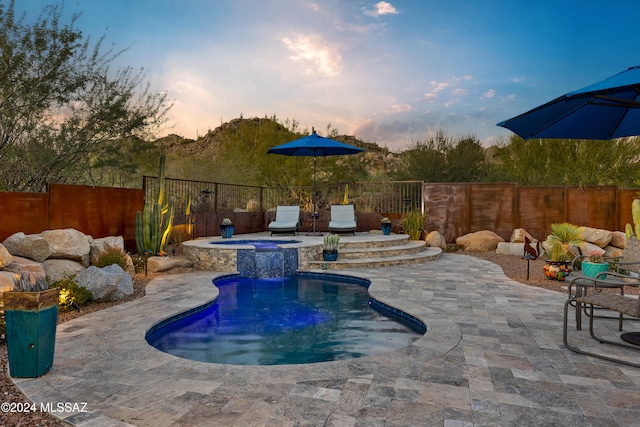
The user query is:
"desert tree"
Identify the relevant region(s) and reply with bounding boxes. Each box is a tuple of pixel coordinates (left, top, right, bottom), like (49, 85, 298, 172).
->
(0, 0, 171, 191)
(492, 135, 640, 187)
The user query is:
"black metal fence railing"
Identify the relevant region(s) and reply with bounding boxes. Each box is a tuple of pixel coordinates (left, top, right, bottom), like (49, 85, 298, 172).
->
(142, 177, 424, 215)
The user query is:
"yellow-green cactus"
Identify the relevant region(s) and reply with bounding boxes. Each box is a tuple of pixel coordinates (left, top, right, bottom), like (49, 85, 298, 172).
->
(625, 199, 640, 240)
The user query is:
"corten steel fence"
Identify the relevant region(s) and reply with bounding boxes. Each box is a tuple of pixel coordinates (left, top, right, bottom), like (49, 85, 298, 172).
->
(0, 183, 143, 250)
(423, 183, 640, 243)
(2, 181, 640, 252)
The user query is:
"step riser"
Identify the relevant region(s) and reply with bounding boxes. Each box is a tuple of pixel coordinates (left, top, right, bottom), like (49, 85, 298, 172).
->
(335, 235, 411, 249)
(339, 246, 425, 259)
(309, 253, 440, 269)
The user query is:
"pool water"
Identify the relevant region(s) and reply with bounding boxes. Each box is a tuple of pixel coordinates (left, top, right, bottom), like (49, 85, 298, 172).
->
(146, 275, 423, 365)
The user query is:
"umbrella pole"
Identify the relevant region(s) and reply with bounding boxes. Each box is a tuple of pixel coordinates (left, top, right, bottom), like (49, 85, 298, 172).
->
(313, 155, 317, 232)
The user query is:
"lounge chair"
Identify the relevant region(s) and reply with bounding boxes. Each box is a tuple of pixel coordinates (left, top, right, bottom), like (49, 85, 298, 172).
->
(328, 205, 356, 235)
(268, 206, 300, 235)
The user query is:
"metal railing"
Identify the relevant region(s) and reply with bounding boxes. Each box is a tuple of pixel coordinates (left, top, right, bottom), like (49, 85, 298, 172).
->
(143, 177, 424, 215)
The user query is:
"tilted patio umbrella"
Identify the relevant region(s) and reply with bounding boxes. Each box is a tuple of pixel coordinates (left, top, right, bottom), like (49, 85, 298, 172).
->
(267, 129, 364, 233)
(497, 65, 640, 140)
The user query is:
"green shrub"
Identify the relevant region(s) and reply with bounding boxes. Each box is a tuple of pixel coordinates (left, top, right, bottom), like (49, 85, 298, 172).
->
(48, 275, 93, 311)
(94, 245, 129, 270)
(401, 210, 428, 240)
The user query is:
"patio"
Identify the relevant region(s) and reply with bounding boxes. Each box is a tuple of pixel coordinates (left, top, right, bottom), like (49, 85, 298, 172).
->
(12, 249, 640, 426)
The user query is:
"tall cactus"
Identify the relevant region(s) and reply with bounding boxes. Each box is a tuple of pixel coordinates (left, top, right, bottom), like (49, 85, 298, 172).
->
(625, 199, 640, 240)
(185, 189, 193, 239)
(135, 153, 175, 255)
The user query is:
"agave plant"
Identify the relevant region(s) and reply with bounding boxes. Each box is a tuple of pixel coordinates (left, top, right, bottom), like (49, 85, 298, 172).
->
(545, 222, 584, 262)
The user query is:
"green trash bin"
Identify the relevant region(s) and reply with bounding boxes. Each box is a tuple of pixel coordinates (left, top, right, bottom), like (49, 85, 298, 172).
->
(4, 288, 59, 378)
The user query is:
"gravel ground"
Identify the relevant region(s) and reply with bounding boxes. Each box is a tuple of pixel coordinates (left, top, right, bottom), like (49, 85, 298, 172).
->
(0, 252, 632, 426)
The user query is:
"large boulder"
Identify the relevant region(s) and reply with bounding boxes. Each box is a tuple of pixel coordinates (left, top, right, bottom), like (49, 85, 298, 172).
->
(147, 256, 193, 273)
(510, 228, 536, 243)
(604, 245, 624, 258)
(0, 271, 17, 293)
(456, 230, 505, 252)
(2, 232, 52, 262)
(496, 242, 526, 256)
(581, 227, 613, 248)
(89, 236, 135, 275)
(0, 243, 12, 268)
(610, 231, 626, 249)
(90, 236, 125, 264)
(43, 259, 86, 282)
(3, 256, 46, 278)
(424, 230, 446, 250)
(40, 229, 91, 265)
(77, 264, 133, 302)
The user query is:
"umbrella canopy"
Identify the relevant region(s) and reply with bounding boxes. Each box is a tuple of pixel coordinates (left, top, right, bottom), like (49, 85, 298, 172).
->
(497, 65, 640, 140)
(267, 130, 365, 157)
(267, 129, 364, 233)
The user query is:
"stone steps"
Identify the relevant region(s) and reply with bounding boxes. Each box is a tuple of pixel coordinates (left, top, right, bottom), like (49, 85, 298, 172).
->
(337, 240, 427, 259)
(309, 246, 442, 269)
(332, 233, 410, 249)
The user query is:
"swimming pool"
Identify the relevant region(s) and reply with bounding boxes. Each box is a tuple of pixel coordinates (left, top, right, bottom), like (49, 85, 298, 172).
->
(146, 273, 425, 365)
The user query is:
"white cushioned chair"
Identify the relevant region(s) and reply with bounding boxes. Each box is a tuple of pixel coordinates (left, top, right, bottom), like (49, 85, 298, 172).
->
(268, 206, 300, 235)
(328, 205, 357, 235)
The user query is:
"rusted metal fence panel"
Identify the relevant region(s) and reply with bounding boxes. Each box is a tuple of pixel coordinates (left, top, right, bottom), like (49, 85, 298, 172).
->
(517, 186, 567, 241)
(423, 183, 470, 242)
(49, 184, 144, 250)
(567, 186, 618, 231)
(425, 183, 640, 242)
(469, 183, 518, 239)
(424, 183, 517, 242)
(617, 188, 640, 233)
(3, 181, 640, 252)
(0, 192, 49, 241)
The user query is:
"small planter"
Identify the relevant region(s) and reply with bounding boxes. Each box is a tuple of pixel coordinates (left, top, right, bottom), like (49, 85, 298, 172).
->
(220, 224, 234, 238)
(4, 288, 59, 378)
(381, 223, 391, 235)
(543, 261, 571, 281)
(582, 261, 609, 278)
(323, 249, 338, 262)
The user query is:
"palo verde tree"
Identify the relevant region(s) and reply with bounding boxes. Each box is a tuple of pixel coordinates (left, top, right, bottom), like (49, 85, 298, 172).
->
(0, 0, 171, 191)
(393, 131, 489, 182)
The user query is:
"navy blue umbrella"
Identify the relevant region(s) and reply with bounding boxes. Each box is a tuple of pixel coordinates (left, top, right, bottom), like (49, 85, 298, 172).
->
(267, 129, 364, 232)
(498, 65, 640, 140)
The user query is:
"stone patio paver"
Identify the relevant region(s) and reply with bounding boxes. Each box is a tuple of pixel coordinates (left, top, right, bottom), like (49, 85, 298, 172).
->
(12, 249, 640, 426)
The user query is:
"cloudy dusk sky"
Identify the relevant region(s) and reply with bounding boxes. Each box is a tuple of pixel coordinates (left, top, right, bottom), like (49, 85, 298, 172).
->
(18, 0, 640, 150)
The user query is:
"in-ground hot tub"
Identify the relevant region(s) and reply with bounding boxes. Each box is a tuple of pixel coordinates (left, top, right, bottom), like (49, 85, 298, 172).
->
(182, 237, 321, 277)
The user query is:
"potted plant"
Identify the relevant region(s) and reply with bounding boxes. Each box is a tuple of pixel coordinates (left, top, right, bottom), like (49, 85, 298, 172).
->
(543, 222, 584, 281)
(323, 233, 340, 261)
(400, 210, 427, 240)
(3, 273, 59, 377)
(581, 251, 609, 278)
(381, 217, 392, 235)
(220, 217, 234, 238)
